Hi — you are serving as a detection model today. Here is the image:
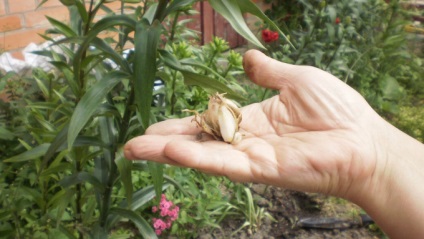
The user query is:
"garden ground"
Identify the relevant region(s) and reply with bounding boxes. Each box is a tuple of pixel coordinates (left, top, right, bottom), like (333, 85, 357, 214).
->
(196, 185, 382, 239)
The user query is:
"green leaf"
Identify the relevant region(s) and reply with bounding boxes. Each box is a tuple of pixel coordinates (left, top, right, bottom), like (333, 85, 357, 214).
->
(182, 71, 244, 101)
(148, 162, 163, 203)
(49, 61, 80, 96)
(236, 0, 295, 49)
(109, 208, 157, 239)
(163, 0, 195, 17)
(73, 15, 136, 95)
(59, 0, 76, 6)
(134, 19, 162, 130)
(91, 38, 131, 73)
(68, 71, 129, 149)
(46, 16, 77, 37)
(106, 184, 169, 228)
(42, 125, 69, 170)
(0, 127, 14, 140)
(4, 143, 50, 163)
(209, 0, 265, 49)
(143, 2, 158, 24)
(159, 50, 245, 101)
(116, 149, 133, 206)
(60, 172, 105, 193)
(74, 0, 89, 24)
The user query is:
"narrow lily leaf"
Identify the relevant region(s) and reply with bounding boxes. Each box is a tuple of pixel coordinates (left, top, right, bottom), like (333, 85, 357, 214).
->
(182, 71, 245, 101)
(148, 162, 163, 203)
(59, 172, 105, 193)
(49, 61, 80, 97)
(43, 124, 68, 170)
(59, 0, 76, 6)
(91, 38, 131, 72)
(106, 183, 169, 228)
(143, 2, 158, 24)
(109, 208, 157, 239)
(237, 0, 295, 49)
(159, 50, 245, 101)
(98, 116, 115, 174)
(134, 19, 164, 200)
(116, 149, 133, 206)
(0, 127, 14, 140)
(163, 0, 195, 17)
(73, 15, 136, 93)
(4, 143, 50, 163)
(208, 0, 265, 49)
(133, 19, 161, 129)
(74, 0, 89, 24)
(46, 16, 77, 37)
(68, 71, 129, 149)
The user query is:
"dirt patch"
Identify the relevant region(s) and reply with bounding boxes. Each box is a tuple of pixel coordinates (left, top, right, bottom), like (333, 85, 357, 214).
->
(197, 184, 383, 239)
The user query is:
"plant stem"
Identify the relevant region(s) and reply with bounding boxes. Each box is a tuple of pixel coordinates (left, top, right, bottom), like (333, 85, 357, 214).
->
(154, 0, 169, 22)
(170, 70, 178, 115)
(169, 11, 180, 42)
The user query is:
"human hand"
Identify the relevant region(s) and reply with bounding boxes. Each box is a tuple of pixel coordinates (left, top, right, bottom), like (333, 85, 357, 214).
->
(124, 49, 386, 200)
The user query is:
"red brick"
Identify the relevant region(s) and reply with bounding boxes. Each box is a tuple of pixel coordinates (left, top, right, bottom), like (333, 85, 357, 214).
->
(0, 15, 22, 32)
(0, 27, 48, 51)
(0, 0, 6, 15)
(24, 6, 69, 28)
(10, 50, 24, 60)
(8, 0, 37, 13)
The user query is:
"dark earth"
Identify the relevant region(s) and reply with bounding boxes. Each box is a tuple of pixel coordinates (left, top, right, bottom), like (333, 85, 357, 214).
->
(196, 184, 384, 239)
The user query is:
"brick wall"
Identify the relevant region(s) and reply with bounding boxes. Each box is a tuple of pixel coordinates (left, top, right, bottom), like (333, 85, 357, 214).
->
(0, 0, 268, 61)
(0, 0, 123, 59)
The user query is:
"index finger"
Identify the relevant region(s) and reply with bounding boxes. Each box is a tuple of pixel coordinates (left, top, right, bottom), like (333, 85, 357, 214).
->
(146, 117, 202, 135)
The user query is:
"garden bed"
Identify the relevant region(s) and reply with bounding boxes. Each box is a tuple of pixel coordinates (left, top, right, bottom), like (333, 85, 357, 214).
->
(197, 185, 382, 239)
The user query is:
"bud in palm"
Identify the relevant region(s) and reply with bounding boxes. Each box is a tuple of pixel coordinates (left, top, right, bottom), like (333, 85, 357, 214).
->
(184, 93, 242, 144)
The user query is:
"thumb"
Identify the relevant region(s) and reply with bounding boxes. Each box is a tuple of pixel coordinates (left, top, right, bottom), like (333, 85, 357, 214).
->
(243, 49, 300, 90)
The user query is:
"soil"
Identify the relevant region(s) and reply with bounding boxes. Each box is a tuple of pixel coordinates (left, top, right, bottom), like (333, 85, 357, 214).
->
(196, 184, 384, 239)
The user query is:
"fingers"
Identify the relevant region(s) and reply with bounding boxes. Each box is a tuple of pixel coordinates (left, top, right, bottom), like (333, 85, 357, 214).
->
(124, 134, 254, 183)
(243, 49, 301, 90)
(124, 134, 198, 165)
(163, 140, 253, 182)
(146, 117, 201, 135)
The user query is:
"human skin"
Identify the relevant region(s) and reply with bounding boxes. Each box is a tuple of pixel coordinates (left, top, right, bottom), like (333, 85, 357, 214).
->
(124, 49, 424, 238)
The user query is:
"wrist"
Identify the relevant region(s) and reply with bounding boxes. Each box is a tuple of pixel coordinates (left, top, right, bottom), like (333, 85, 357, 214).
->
(352, 119, 424, 238)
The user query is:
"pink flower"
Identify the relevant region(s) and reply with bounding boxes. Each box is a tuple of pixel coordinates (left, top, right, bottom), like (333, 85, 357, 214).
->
(151, 194, 180, 235)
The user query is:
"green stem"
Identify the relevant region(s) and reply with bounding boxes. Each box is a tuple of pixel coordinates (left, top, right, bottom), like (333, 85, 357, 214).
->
(170, 70, 178, 115)
(74, 150, 84, 239)
(99, 156, 118, 228)
(222, 63, 232, 79)
(169, 11, 180, 42)
(154, 0, 169, 22)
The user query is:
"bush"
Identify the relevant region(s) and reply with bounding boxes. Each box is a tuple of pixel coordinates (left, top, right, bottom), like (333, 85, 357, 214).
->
(262, 0, 423, 114)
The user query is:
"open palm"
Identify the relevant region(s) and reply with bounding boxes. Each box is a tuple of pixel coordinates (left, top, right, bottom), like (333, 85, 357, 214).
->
(124, 50, 384, 199)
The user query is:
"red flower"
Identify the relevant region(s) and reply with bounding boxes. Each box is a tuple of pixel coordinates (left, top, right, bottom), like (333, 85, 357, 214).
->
(262, 29, 279, 43)
(335, 17, 341, 24)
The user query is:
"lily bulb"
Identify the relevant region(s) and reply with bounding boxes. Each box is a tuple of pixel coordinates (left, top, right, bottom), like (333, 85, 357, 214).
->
(183, 93, 242, 144)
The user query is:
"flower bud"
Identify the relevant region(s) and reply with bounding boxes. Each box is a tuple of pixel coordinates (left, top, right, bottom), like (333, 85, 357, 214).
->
(184, 93, 242, 144)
